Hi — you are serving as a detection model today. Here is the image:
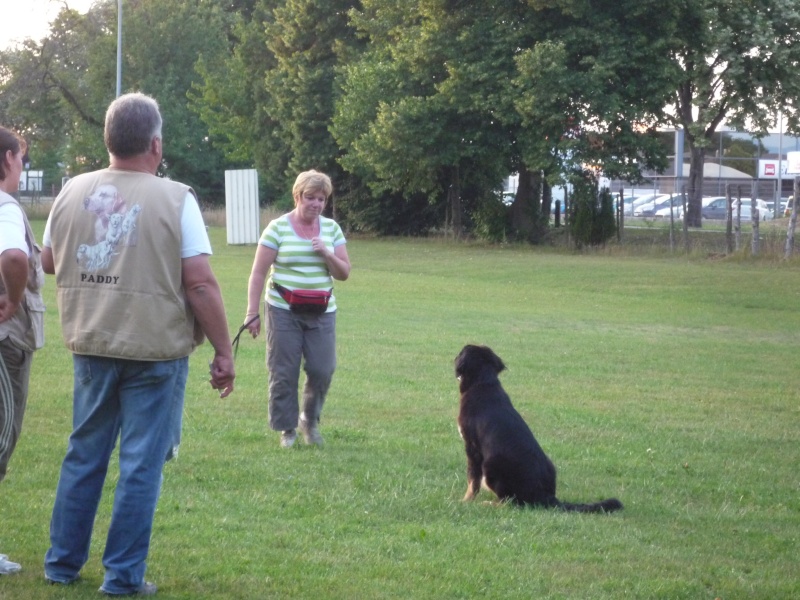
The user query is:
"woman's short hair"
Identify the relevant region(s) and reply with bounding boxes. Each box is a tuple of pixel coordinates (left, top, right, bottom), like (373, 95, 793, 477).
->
(104, 93, 163, 159)
(292, 170, 333, 201)
(0, 126, 26, 182)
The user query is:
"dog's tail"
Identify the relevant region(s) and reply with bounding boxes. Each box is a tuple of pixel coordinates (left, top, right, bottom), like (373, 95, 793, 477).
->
(557, 498, 623, 513)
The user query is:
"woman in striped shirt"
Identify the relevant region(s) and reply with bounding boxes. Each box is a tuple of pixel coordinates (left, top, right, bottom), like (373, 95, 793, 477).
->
(244, 170, 351, 448)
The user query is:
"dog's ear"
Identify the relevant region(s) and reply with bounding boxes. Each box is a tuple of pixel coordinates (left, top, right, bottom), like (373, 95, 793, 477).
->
(484, 346, 506, 374)
(454, 344, 478, 380)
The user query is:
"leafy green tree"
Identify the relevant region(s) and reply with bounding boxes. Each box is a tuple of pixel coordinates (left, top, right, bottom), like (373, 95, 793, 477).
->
(332, 1, 451, 232)
(10, 0, 794, 240)
(665, 0, 800, 226)
(333, 0, 524, 237)
(264, 0, 356, 183)
(193, 0, 361, 206)
(0, 0, 233, 201)
(420, 0, 553, 241)
(527, 0, 800, 227)
(335, 0, 674, 241)
(191, 1, 285, 201)
(0, 6, 113, 179)
(120, 0, 233, 201)
(515, 1, 674, 194)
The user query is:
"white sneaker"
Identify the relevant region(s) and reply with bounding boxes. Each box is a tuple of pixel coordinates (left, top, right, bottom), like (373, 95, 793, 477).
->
(0, 554, 21, 575)
(298, 417, 324, 446)
(280, 429, 297, 448)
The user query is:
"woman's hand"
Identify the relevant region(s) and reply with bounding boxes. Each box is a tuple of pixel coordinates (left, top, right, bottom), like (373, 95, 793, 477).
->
(244, 313, 261, 338)
(312, 238, 351, 281)
(0, 294, 19, 324)
(310, 236, 329, 256)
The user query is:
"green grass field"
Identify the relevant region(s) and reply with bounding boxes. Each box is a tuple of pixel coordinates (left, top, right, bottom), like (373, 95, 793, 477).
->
(1, 223, 798, 599)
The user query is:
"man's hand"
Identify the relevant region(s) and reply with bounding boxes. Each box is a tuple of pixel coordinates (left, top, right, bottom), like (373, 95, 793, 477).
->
(209, 354, 235, 398)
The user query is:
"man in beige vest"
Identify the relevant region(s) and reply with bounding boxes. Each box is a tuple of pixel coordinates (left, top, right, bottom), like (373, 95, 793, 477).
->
(41, 93, 235, 596)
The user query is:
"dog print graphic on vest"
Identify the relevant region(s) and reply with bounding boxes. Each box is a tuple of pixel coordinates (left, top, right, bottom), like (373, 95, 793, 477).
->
(77, 184, 141, 271)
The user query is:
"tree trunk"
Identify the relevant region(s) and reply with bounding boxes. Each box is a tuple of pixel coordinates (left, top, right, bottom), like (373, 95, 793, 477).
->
(541, 180, 553, 219)
(447, 166, 462, 239)
(510, 164, 539, 239)
(685, 145, 705, 227)
(681, 186, 690, 253)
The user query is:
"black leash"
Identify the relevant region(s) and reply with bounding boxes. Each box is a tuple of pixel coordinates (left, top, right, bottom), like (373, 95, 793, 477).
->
(232, 314, 260, 358)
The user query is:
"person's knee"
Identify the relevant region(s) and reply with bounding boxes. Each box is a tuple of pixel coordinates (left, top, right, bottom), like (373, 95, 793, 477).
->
(304, 362, 335, 383)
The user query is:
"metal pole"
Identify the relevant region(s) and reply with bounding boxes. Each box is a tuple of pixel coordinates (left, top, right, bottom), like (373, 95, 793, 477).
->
(116, 0, 122, 97)
(718, 129, 724, 195)
(776, 111, 784, 218)
(785, 176, 799, 259)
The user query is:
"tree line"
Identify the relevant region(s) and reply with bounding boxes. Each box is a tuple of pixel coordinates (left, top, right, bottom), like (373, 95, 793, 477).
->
(1, 0, 799, 241)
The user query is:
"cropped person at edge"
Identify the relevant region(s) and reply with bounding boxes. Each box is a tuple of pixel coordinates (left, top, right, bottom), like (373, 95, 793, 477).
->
(41, 92, 235, 596)
(0, 126, 45, 577)
(244, 170, 350, 448)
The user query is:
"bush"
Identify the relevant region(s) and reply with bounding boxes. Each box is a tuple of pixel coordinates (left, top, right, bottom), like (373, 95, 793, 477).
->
(470, 191, 510, 242)
(569, 173, 617, 247)
(334, 187, 442, 235)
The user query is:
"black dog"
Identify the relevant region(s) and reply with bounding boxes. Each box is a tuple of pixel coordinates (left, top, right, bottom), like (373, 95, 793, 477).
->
(455, 344, 623, 513)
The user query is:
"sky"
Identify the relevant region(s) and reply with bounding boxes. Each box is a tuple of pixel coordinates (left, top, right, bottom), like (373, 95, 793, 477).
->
(1, 0, 98, 50)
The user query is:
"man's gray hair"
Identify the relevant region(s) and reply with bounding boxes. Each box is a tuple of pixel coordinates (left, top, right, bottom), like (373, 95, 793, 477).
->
(104, 93, 163, 159)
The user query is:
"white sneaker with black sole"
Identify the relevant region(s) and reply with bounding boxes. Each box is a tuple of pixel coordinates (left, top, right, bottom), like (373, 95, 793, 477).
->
(280, 429, 297, 448)
(0, 554, 21, 575)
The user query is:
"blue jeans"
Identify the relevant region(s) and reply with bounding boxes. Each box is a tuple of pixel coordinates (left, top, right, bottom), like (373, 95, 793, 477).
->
(44, 355, 188, 594)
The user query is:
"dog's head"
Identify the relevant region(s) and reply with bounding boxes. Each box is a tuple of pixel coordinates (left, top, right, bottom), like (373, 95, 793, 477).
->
(454, 344, 506, 393)
(84, 184, 125, 220)
(108, 213, 123, 229)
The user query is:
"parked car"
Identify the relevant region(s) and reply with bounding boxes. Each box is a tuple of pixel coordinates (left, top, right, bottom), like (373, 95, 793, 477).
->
(629, 194, 663, 215)
(702, 197, 773, 221)
(652, 195, 730, 219)
(616, 196, 638, 216)
(650, 195, 692, 218)
(633, 194, 674, 217)
(758, 198, 790, 218)
(702, 197, 728, 219)
(653, 195, 705, 219)
(653, 202, 684, 219)
(740, 201, 773, 221)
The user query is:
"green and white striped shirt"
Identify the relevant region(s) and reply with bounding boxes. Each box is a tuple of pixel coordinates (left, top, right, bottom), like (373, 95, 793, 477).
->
(260, 214, 346, 312)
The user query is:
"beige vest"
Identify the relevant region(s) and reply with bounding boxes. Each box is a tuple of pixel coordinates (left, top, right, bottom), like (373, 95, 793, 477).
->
(0, 194, 45, 352)
(49, 169, 203, 360)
